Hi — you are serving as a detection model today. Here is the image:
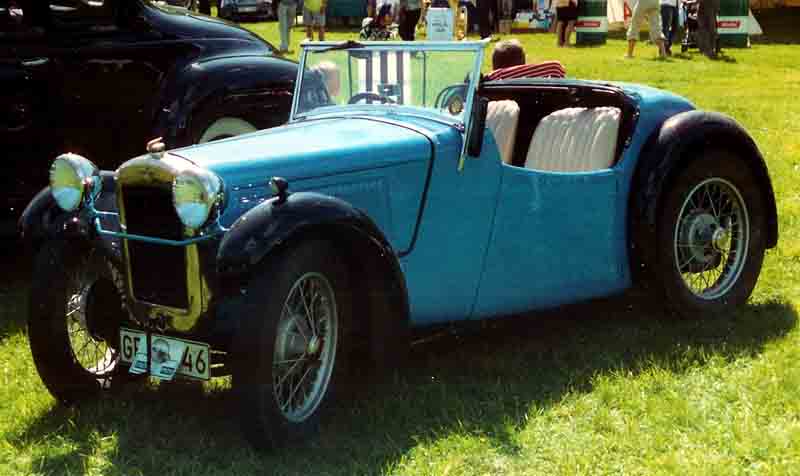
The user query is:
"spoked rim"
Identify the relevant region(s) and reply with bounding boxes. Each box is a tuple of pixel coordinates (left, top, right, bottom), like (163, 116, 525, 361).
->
(273, 272, 338, 423)
(673, 177, 750, 300)
(65, 257, 118, 378)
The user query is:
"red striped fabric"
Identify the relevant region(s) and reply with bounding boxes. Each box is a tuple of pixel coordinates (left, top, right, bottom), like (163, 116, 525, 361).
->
(486, 61, 567, 81)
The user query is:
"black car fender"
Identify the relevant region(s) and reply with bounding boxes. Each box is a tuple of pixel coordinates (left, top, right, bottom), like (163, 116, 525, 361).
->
(18, 172, 122, 265)
(154, 54, 297, 147)
(217, 191, 410, 373)
(629, 110, 779, 281)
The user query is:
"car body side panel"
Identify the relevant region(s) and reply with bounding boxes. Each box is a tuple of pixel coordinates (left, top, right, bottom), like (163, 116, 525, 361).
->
(175, 117, 433, 254)
(398, 129, 504, 325)
(473, 166, 623, 316)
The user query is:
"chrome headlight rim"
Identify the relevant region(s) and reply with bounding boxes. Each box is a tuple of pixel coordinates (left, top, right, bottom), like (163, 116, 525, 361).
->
(49, 153, 101, 212)
(172, 167, 225, 231)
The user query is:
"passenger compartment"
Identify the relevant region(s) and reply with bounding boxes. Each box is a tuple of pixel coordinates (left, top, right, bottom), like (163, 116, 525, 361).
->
(481, 83, 637, 170)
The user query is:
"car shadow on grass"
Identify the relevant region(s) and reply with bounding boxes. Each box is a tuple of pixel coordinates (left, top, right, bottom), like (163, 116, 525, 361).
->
(9, 288, 797, 476)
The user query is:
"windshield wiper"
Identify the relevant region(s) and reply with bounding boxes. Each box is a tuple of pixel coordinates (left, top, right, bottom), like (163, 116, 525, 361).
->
(317, 40, 365, 52)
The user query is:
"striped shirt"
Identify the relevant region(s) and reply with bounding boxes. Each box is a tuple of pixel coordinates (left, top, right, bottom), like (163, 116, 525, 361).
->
(485, 61, 567, 81)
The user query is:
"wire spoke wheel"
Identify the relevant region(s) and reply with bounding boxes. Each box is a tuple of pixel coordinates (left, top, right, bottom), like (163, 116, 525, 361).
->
(673, 177, 749, 300)
(64, 261, 117, 378)
(273, 272, 338, 423)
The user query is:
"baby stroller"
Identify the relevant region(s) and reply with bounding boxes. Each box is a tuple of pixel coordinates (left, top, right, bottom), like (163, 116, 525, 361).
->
(680, 0, 720, 55)
(680, 0, 699, 53)
(360, 3, 399, 40)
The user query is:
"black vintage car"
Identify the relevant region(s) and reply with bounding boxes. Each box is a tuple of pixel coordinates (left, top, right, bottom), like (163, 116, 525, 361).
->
(0, 0, 296, 236)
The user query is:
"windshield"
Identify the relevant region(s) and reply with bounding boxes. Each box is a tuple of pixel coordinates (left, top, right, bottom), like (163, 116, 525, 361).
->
(292, 41, 486, 123)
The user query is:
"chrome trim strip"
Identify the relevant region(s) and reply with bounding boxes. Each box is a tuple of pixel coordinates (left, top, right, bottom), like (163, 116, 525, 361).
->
(94, 216, 225, 246)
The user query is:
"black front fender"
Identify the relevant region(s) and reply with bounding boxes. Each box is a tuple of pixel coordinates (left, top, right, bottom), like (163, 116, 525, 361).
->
(217, 192, 410, 372)
(18, 172, 122, 264)
(630, 110, 779, 279)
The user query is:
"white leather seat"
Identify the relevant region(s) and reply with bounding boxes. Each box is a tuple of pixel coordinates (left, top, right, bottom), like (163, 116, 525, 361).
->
(486, 100, 520, 165)
(524, 107, 621, 172)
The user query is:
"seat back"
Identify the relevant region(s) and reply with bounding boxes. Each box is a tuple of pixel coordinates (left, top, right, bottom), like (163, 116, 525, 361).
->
(485, 100, 520, 165)
(524, 107, 621, 172)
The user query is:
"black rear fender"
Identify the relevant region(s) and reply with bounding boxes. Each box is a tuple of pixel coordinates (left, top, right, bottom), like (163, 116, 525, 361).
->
(154, 55, 297, 147)
(629, 110, 779, 281)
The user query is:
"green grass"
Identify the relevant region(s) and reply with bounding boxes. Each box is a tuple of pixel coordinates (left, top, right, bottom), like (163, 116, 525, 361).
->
(2, 10, 800, 476)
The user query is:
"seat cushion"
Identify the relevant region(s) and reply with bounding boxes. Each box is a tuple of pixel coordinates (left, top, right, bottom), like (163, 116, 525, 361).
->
(524, 107, 621, 172)
(486, 100, 520, 165)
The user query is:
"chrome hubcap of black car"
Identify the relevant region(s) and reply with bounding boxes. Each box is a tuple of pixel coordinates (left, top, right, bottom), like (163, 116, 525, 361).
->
(273, 272, 338, 423)
(673, 177, 749, 300)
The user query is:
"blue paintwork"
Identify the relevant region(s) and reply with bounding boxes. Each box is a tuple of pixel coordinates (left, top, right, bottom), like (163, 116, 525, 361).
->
(165, 74, 700, 326)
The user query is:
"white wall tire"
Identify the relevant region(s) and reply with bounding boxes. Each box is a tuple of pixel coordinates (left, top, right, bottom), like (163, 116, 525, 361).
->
(197, 117, 258, 143)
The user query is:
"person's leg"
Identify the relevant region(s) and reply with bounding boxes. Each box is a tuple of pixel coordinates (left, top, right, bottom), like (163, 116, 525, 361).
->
(696, 0, 713, 55)
(278, 3, 289, 51)
(669, 5, 678, 48)
(304, 7, 313, 40)
(555, 19, 565, 46)
(648, 4, 667, 57)
(198, 0, 211, 14)
(409, 9, 421, 40)
(477, 0, 491, 38)
(565, 19, 575, 46)
(317, 11, 325, 40)
(660, 4, 670, 49)
(626, 0, 643, 56)
(708, 0, 719, 55)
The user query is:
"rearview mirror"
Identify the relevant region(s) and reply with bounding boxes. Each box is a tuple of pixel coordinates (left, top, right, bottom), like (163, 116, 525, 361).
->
(467, 96, 488, 157)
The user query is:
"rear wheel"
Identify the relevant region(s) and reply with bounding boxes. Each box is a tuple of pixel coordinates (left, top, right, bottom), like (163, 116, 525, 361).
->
(234, 241, 352, 449)
(654, 150, 767, 316)
(197, 117, 258, 143)
(28, 241, 130, 403)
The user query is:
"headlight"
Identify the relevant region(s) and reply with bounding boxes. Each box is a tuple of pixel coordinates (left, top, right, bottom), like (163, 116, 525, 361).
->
(49, 153, 100, 212)
(172, 167, 224, 230)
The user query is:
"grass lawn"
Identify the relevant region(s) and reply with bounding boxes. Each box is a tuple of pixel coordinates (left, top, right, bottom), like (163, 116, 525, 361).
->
(2, 10, 800, 476)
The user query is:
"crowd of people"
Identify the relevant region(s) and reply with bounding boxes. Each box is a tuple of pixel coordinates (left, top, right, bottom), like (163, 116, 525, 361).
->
(262, 0, 722, 59)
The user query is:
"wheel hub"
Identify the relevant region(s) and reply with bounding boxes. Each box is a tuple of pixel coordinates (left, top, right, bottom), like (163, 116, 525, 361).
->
(306, 335, 321, 357)
(712, 227, 731, 252)
(680, 211, 720, 265)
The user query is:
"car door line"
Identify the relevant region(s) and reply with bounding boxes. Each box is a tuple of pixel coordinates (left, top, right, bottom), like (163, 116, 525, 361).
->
(349, 115, 438, 259)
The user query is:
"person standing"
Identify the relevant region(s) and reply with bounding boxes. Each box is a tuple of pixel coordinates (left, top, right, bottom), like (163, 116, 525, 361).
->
(554, 0, 577, 47)
(278, 0, 297, 53)
(696, 0, 719, 58)
(304, 0, 327, 41)
(477, 0, 498, 39)
(660, 0, 679, 55)
(625, 0, 667, 58)
(399, 0, 422, 40)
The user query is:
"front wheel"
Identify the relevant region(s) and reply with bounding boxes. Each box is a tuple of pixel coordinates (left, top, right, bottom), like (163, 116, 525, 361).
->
(28, 241, 130, 403)
(654, 150, 767, 316)
(234, 241, 352, 449)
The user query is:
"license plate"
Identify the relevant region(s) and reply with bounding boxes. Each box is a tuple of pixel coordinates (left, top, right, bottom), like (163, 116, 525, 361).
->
(120, 328, 210, 381)
(239, 6, 257, 11)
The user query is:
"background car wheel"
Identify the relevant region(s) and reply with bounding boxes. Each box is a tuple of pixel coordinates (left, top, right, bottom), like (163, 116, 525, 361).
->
(654, 150, 767, 317)
(197, 117, 258, 143)
(233, 240, 352, 449)
(28, 241, 131, 404)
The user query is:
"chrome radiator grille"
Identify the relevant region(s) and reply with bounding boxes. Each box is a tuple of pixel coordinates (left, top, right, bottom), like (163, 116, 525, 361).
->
(121, 186, 189, 309)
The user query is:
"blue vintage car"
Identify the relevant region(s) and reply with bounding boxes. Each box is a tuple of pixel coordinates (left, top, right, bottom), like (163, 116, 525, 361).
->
(21, 40, 778, 449)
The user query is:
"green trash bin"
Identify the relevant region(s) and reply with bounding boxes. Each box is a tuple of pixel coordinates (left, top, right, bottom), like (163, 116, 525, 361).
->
(717, 0, 749, 48)
(575, 0, 608, 45)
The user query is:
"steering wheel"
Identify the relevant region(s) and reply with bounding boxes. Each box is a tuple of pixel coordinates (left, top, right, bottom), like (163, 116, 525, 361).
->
(348, 92, 396, 105)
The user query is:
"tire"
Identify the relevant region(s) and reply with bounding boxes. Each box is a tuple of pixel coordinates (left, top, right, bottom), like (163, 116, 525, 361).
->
(654, 150, 767, 316)
(197, 117, 258, 143)
(233, 240, 352, 449)
(28, 241, 131, 404)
